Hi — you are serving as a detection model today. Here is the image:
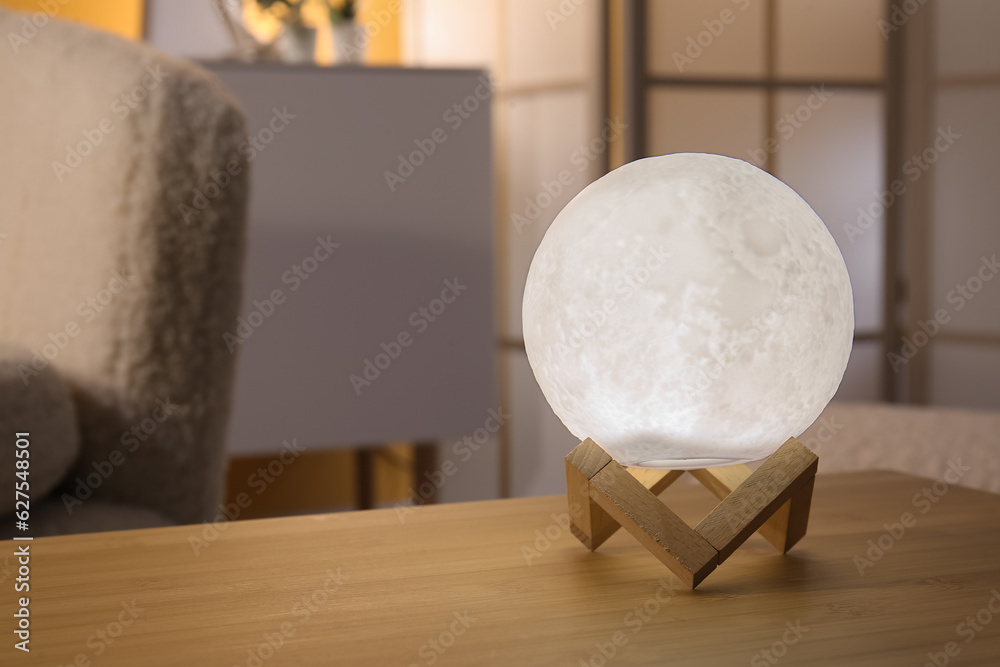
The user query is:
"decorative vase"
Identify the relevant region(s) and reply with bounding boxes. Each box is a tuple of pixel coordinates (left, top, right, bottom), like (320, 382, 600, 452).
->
(332, 21, 367, 64)
(275, 23, 317, 64)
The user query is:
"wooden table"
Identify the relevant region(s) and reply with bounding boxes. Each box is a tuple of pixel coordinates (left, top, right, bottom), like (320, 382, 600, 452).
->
(4, 471, 1000, 666)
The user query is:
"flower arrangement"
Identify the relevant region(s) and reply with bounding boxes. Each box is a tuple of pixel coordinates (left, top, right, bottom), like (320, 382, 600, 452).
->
(255, 0, 358, 26)
(329, 0, 358, 25)
(249, 0, 366, 64)
(255, 0, 307, 25)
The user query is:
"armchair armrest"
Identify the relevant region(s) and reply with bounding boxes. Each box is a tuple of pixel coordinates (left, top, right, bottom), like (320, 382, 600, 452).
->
(0, 345, 80, 517)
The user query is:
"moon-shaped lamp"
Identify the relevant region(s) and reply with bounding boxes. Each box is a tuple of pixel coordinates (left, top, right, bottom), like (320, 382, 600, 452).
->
(523, 153, 853, 468)
(523, 153, 854, 587)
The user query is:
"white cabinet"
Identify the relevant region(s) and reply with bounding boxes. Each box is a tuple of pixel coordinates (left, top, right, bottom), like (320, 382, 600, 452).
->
(206, 63, 494, 455)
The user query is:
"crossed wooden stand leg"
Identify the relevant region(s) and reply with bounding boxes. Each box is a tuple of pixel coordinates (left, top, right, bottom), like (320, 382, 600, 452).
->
(565, 437, 818, 588)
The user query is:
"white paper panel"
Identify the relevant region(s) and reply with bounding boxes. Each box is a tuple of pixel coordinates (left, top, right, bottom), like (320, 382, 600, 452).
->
(508, 350, 580, 498)
(935, 0, 1000, 77)
(929, 343, 1000, 410)
(834, 341, 882, 402)
(504, 89, 600, 340)
(775, 89, 885, 332)
(403, 0, 499, 69)
(647, 0, 766, 79)
(647, 87, 765, 159)
(505, 0, 598, 86)
(931, 87, 1000, 333)
(776, 0, 885, 81)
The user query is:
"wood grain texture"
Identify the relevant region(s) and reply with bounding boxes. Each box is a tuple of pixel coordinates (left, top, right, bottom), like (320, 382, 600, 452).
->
(565, 438, 613, 478)
(689, 463, 793, 552)
(565, 439, 618, 550)
(695, 438, 818, 561)
(4, 471, 1000, 666)
(759, 499, 793, 551)
(567, 438, 816, 577)
(590, 460, 718, 587)
(564, 441, 686, 550)
(781, 475, 815, 552)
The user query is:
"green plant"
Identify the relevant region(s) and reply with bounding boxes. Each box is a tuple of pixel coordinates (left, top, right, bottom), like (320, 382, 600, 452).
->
(329, 0, 358, 25)
(255, 0, 357, 26)
(255, 0, 305, 24)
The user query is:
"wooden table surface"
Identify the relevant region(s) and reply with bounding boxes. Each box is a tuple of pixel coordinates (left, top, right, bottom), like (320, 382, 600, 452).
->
(4, 470, 1000, 666)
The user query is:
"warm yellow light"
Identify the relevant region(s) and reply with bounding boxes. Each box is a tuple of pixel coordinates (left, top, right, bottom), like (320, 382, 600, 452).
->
(0, 0, 143, 40)
(357, 0, 401, 65)
(241, 0, 400, 66)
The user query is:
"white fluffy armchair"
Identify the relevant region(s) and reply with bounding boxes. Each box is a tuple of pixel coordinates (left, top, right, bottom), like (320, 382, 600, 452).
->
(0, 8, 249, 534)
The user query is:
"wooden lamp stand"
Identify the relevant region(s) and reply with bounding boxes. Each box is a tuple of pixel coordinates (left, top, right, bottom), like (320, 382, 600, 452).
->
(565, 437, 818, 588)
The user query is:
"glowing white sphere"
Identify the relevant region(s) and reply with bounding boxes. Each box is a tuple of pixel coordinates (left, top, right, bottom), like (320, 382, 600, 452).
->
(522, 154, 853, 469)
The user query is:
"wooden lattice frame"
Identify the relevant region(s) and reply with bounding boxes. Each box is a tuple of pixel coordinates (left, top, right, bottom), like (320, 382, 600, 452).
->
(565, 437, 818, 588)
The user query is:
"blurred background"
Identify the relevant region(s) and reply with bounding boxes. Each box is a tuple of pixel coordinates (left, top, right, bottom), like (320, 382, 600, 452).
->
(4, 0, 997, 522)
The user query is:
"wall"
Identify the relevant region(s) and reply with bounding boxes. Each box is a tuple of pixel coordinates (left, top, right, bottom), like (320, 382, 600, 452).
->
(0, 0, 143, 39)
